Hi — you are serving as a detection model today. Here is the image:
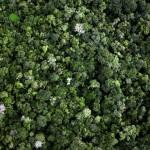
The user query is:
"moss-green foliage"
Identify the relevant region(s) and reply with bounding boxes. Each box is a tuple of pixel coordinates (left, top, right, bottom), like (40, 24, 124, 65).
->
(0, 0, 150, 149)
(9, 13, 20, 23)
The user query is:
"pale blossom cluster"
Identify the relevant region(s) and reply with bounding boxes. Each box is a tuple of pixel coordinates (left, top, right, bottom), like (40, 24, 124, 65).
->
(0, 104, 5, 114)
(83, 108, 91, 118)
(34, 140, 43, 149)
(21, 115, 32, 123)
(47, 54, 56, 66)
(67, 77, 72, 85)
(74, 23, 85, 35)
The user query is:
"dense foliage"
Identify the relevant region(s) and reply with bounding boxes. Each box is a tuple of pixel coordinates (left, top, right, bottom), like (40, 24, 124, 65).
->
(0, 0, 150, 149)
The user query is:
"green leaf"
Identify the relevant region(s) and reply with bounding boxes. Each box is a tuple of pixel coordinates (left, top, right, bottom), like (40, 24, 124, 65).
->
(9, 13, 20, 22)
(36, 90, 51, 101)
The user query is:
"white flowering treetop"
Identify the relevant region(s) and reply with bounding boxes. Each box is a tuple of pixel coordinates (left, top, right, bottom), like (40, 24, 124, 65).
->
(34, 140, 43, 149)
(0, 104, 5, 114)
(74, 23, 85, 35)
(67, 77, 72, 85)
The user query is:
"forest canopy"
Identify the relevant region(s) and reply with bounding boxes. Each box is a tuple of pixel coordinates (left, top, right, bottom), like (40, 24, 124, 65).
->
(0, 0, 150, 149)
